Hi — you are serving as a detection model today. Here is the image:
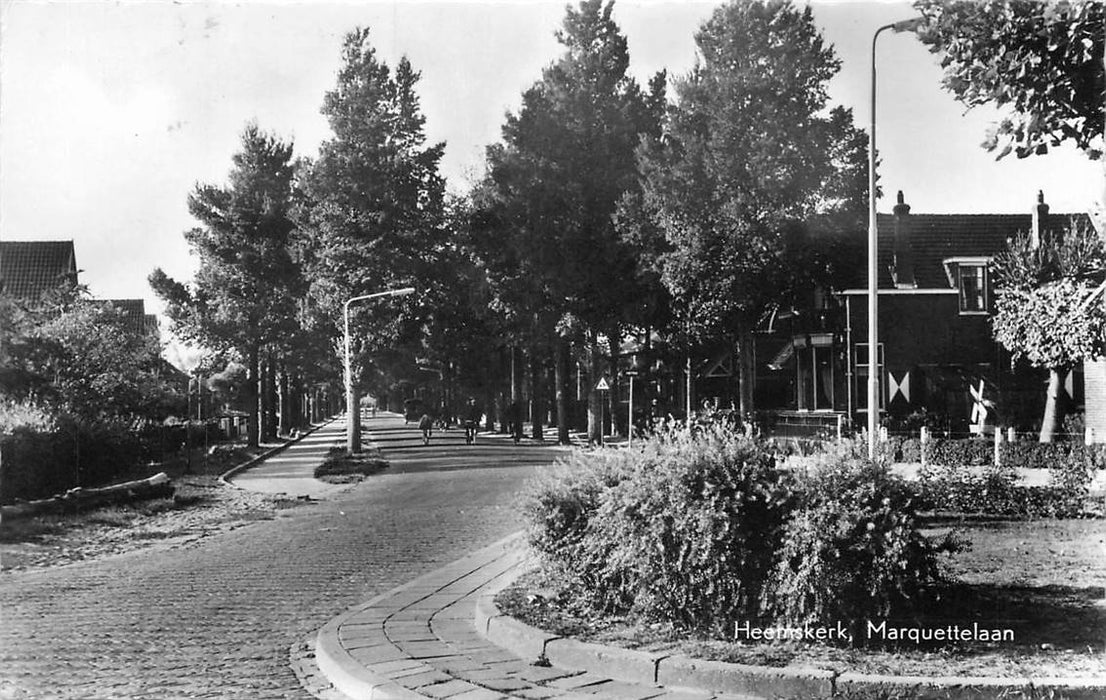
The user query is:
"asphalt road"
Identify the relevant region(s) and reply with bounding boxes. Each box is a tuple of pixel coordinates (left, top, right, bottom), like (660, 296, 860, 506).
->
(0, 414, 566, 699)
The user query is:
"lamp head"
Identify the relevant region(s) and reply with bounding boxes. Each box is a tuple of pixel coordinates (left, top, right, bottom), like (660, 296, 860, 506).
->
(390, 287, 416, 297)
(890, 16, 924, 33)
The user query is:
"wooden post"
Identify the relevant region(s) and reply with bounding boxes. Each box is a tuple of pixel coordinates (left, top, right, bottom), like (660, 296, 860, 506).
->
(920, 426, 928, 468)
(994, 427, 1002, 467)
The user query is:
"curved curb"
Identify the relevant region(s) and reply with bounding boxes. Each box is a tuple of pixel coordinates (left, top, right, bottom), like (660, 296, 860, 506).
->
(479, 564, 1106, 700)
(217, 418, 335, 489)
(315, 612, 426, 700)
(313, 532, 526, 700)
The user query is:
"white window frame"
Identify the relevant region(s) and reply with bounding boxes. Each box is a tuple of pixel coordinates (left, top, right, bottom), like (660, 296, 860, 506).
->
(956, 263, 989, 315)
(854, 342, 885, 412)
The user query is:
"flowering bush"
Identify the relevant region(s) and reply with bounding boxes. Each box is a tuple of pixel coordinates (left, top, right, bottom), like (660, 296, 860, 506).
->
(766, 442, 946, 633)
(523, 429, 948, 641)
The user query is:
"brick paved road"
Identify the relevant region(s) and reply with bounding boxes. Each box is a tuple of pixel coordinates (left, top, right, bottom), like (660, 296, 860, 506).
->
(0, 415, 565, 699)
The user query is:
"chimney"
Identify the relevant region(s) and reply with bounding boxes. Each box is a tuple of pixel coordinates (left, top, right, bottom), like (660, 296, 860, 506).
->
(892, 190, 916, 288)
(1030, 190, 1049, 249)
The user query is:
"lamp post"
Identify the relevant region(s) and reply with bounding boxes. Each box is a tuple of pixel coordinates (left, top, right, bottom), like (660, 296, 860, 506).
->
(868, 16, 923, 459)
(344, 286, 415, 453)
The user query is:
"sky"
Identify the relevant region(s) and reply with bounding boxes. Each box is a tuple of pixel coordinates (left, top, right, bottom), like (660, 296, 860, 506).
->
(1, 0, 1102, 358)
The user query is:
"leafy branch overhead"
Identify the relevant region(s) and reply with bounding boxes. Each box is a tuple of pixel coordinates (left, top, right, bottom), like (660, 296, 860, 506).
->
(915, 0, 1105, 160)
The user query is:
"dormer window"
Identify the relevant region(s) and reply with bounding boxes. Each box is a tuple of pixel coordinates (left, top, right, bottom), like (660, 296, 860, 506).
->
(958, 263, 988, 313)
(942, 256, 991, 315)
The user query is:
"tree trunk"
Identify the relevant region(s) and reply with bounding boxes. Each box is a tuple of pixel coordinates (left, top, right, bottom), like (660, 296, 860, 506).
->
(1039, 368, 1066, 443)
(277, 362, 290, 436)
(587, 332, 603, 445)
(261, 354, 278, 442)
(246, 345, 260, 448)
(737, 328, 756, 422)
(528, 348, 544, 441)
(554, 341, 570, 444)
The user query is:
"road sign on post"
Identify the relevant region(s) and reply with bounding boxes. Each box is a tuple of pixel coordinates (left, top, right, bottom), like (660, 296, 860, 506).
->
(595, 377, 610, 446)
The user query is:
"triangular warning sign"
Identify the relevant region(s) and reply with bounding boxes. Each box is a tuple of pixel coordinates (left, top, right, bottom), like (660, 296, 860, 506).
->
(595, 377, 610, 391)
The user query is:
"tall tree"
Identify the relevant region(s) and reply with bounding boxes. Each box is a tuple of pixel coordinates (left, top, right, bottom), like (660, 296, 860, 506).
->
(915, 0, 1104, 161)
(476, 0, 665, 443)
(150, 123, 301, 447)
(297, 28, 446, 449)
(633, 0, 868, 419)
(992, 222, 1106, 442)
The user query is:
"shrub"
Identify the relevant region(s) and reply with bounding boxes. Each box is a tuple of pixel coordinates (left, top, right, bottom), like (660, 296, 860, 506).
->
(915, 456, 1093, 517)
(915, 461, 1026, 515)
(71, 418, 150, 486)
(522, 446, 636, 563)
(523, 423, 789, 632)
(766, 442, 945, 635)
(523, 432, 954, 643)
(926, 437, 992, 467)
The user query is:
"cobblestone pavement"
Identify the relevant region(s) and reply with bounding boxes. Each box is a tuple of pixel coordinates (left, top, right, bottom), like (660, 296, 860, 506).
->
(315, 535, 762, 700)
(0, 414, 566, 699)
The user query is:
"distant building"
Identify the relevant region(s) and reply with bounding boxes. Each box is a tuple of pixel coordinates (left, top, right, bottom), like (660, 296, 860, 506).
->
(0, 240, 79, 299)
(99, 298, 159, 337)
(758, 191, 1088, 436)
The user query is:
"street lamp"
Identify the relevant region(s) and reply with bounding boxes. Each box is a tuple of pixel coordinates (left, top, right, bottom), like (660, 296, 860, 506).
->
(868, 16, 923, 459)
(344, 286, 415, 453)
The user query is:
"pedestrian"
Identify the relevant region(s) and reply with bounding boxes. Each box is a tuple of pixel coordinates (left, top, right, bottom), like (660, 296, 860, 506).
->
(418, 412, 434, 445)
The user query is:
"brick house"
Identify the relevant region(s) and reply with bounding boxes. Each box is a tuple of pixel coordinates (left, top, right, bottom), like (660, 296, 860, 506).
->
(758, 192, 1087, 436)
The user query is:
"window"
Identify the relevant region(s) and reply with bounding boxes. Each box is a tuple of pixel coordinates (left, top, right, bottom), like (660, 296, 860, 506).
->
(854, 343, 884, 412)
(797, 339, 835, 411)
(958, 264, 988, 313)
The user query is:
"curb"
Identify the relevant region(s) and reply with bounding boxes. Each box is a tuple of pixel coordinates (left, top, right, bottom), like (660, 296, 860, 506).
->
(218, 418, 335, 488)
(479, 562, 1106, 700)
(314, 532, 526, 700)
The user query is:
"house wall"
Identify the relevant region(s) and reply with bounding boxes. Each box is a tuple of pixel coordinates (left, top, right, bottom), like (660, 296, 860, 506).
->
(1084, 360, 1106, 443)
(843, 292, 1029, 433)
(848, 293, 999, 369)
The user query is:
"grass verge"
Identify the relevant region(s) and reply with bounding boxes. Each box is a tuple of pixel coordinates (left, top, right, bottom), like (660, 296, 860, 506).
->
(314, 444, 389, 484)
(498, 516, 1106, 679)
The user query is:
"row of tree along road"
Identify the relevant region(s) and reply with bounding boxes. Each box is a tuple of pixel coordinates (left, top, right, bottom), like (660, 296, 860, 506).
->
(3, 2, 1102, 501)
(139, 0, 1106, 449)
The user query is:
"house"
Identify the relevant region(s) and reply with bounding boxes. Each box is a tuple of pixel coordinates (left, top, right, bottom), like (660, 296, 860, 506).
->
(758, 192, 1087, 437)
(0, 240, 79, 299)
(100, 298, 160, 337)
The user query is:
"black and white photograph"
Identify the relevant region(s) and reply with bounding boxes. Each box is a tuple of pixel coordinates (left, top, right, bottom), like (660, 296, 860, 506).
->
(1, 1, 1103, 698)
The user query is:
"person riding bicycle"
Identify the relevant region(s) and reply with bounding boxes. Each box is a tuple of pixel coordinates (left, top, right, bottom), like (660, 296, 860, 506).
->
(463, 398, 481, 445)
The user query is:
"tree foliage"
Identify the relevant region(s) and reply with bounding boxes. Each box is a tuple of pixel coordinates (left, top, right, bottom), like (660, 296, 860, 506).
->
(915, 0, 1105, 160)
(474, 0, 666, 440)
(298, 28, 445, 345)
(992, 221, 1106, 441)
(150, 122, 301, 445)
(636, 0, 867, 335)
(630, 0, 868, 414)
(992, 222, 1106, 369)
(1, 290, 173, 422)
